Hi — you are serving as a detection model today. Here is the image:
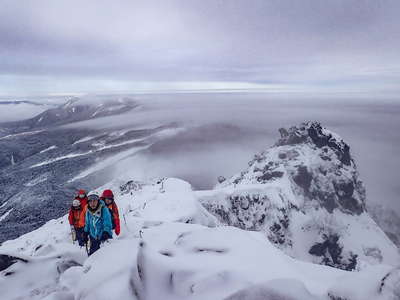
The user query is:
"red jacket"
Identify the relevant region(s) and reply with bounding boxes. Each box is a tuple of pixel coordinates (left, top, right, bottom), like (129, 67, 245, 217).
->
(106, 202, 121, 235)
(68, 206, 86, 228)
(75, 196, 88, 208)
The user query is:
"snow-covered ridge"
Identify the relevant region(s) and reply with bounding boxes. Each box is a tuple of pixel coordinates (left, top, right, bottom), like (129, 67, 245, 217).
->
(0, 96, 139, 137)
(0, 178, 399, 300)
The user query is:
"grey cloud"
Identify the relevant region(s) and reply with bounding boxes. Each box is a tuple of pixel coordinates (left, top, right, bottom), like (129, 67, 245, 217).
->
(0, 0, 399, 94)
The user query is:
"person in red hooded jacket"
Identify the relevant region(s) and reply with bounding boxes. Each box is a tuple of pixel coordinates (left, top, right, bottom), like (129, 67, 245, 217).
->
(101, 189, 121, 236)
(75, 189, 88, 208)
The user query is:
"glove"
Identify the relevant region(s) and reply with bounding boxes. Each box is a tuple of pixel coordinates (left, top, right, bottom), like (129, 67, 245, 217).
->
(82, 231, 89, 243)
(71, 227, 77, 241)
(101, 231, 111, 241)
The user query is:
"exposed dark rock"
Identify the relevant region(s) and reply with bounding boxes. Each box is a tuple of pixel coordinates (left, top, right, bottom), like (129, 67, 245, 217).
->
(293, 166, 312, 193)
(278, 152, 287, 159)
(194, 247, 228, 254)
(217, 176, 226, 184)
(120, 180, 144, 195)
(328, 293, 348, 300)
(378, 267, 400, 298)
(309, 234, 341, 263)
(309, 234, 358, 270)
(0, 254, 28, 272)
(276, 122, 352, 166)
(4, 271, 14, 276)
(34, 244, 43, 252)
(311, 190, 337, 213)
(278, 128, 289, 138)
(257, 171, 284, 182)
(334, 181, 363, 215)
(159, 250, 174, 257)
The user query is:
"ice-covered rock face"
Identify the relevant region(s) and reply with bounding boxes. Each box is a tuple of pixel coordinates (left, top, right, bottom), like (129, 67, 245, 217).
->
(198, 122, 399, 270)
(220, 121, 366, 215)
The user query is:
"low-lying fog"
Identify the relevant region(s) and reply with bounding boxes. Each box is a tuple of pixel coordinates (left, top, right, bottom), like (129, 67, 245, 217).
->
(78, 92, 398, 213)
(7, 92, 400, 213)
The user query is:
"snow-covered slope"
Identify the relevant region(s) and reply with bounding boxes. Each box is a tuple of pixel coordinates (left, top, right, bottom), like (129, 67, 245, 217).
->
(1, 177, 399, 300)
(198, 122, 400, 270)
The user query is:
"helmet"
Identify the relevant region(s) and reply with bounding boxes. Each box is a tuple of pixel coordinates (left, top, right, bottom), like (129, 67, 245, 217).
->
(101, 189, 114, 199)
(72, 199, 81, 207)
(77, 189, 87, 199)
(87, 193, 100, 202)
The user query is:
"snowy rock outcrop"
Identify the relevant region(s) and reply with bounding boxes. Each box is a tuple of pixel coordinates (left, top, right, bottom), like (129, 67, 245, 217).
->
(198, 122, 400, 270)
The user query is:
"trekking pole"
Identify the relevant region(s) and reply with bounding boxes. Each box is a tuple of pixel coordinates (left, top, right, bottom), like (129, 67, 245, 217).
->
(123, 213, 132, 233)
(71, 228, 76, 244)
(85, 239, 90, 256)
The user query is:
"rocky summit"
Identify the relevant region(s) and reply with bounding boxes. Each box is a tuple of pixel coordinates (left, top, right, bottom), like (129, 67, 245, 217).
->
(198, 122, 398, 270)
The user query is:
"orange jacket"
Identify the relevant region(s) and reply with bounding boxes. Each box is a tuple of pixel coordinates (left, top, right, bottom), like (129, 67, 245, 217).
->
(68, 205, 86, 228)
(106, 202, 121, 235)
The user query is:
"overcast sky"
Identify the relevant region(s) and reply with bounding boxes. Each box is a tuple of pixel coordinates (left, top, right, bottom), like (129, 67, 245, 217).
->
(1, 0, 399, 96)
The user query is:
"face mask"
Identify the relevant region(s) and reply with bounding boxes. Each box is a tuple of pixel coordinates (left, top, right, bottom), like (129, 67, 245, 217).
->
(79, 194, 86, 199)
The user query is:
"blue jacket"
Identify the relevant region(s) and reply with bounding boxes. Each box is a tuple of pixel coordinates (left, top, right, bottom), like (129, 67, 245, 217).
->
(84, 200, 113, 240)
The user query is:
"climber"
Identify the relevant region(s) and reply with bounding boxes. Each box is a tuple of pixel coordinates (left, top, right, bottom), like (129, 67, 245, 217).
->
(83, 193, 113, 256)
(75, 189, 88, 207)
(68, 199, 86, 246)
(101, 189, 121, 236)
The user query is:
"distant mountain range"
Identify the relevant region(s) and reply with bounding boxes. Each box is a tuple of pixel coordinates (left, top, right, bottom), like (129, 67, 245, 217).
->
(0, 96, 177, 242)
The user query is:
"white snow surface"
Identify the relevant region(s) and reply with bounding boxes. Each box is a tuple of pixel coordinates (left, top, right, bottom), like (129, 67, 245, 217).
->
(0, 130, 44, 141)
(0, 178, 399, 300)
(72, 136, 96, 145)
(30, 151, 93, 168)
(39, 145, 58, 153)
(0, 208, 13, 222)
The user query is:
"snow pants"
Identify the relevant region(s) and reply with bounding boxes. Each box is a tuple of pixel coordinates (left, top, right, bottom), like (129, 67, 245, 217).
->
(88, 236, 101, 256)
(75, 227, 86, 247)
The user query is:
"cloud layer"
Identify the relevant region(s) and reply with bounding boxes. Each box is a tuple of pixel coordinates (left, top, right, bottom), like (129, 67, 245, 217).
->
(1, 0, 399, 96)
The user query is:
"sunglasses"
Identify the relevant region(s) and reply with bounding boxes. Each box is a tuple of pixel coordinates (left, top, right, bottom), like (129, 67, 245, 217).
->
(88, 195, 100, 201)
